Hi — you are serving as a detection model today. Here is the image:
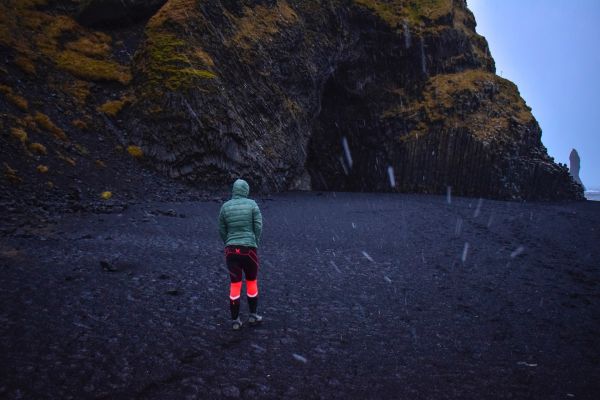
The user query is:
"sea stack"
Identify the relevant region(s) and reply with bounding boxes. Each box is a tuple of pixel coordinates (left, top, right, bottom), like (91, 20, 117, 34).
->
(569, 149, 585, 189)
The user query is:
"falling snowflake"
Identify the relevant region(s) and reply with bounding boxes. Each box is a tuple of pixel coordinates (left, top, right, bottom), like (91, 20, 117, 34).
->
(510, 246, 525, 258)
(455, 217, 463, 236)
(474, 198, 483, 218)
(292, 353, 308, 364)
(361, 251, 374, 262)
(387, 166, 396, 188)
(342, 137, 353, 169)
(461, 242, 470, 263)
(330, 261, 342, 273)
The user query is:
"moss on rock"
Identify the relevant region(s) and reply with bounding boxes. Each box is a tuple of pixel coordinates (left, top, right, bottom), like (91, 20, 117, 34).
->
(3, 162, 22, 184)
(354, 0, 452, 27)
(127, 145, 144, 158)
(0, 84, 29, 111)
(72, 119, 89, 130)
(137, 30, 216, 93)
(98, 99, 127, 117)
(136, 1, 219, 94)
(29, 142, 47, 155)
(1, 1, 131, 85)
(10, 127, 29, 143)
(34, 112, 68, 141)
(227, 1, 299, 49)
(55, 50, 131, 85)
(383, 69, 534, 141)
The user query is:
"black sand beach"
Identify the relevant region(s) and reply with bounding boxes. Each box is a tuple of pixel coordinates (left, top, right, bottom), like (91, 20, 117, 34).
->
(1, 192, 599, 399)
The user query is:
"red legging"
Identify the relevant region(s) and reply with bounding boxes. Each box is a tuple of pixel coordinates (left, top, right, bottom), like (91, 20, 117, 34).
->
(225, 246, 259, 318)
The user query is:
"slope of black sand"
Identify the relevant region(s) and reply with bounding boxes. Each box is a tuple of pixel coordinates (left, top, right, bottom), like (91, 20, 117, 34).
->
(1, 192, 599, 399)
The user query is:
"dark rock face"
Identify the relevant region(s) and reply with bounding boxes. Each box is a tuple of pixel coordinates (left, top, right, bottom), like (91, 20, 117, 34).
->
(77, 0, 168, 27)
(569, 148, 584, 189)
(125, 0, 583, 200)
(0, 0, 584, 201)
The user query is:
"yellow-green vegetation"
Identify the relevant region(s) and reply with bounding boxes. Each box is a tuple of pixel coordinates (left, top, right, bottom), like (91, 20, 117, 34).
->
(34, 112, 68, 141)
(101, 191, 113, 200)
(139, 0, 217, 93)
(74, 144, 89, 155)
(147, 0, 197, 28)
(227, 1, 298, 49)
(36, 164, 48, 173)
(147, 105, 163, 114)
(127, 145, 144, 158)
(354, 0, 452, 27)
(18, 114, 39, 132)
(55, 51, 131, 85)
(29, 142, 47, 155)
(14, 54, 36, 74)
(97, 99, 127, 117)
(3, 162, 22, 184)
(10, 127, 28, 143)
(64, 34, 112, 57)
(138, 31, 217, 92)
(56, 151, 76, 166)
(63, 80, 91, 105)
(383, 69, 534, 141)
(0, 1, 131, 85)
(72, 119, 89, 130)
(0, 84, 29, 111)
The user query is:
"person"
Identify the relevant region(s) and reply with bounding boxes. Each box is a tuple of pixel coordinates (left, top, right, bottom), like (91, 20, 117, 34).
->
(218, 179, 263, 330)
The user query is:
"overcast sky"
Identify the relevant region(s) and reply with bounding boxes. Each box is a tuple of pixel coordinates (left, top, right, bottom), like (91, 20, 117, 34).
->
(467, 0, 600, 189)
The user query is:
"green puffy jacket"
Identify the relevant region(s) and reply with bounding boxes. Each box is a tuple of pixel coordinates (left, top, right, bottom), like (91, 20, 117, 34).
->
(218, 179, 263, 248)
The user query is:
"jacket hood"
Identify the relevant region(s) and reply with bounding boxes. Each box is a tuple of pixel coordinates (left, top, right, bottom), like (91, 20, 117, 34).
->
(232, 179, 250, 198)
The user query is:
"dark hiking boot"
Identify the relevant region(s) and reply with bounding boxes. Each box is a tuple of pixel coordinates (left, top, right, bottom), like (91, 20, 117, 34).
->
(248, 313, 263, 324)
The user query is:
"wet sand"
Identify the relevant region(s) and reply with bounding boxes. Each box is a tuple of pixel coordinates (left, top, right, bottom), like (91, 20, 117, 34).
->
(1, 192, 599, 399)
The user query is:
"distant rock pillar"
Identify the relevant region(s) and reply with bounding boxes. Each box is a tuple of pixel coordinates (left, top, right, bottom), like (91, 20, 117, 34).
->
(569, 148, 585, 189)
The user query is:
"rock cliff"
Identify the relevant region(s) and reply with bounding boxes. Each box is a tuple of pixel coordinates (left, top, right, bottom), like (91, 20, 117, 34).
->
(0, 0, 585, 202)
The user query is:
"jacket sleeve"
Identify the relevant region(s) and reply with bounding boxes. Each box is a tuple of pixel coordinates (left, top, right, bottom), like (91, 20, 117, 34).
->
(252, 202, 263, 245)
(218, 205, 227, 243)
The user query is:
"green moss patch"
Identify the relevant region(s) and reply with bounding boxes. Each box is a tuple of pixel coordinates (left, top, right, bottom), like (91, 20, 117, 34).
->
(137, 30, 217, 92)
(383, 69, 535, 141)
(0, 1, 131, 85)
(34, 112, 68, 141)
(354, 0, 452, 27)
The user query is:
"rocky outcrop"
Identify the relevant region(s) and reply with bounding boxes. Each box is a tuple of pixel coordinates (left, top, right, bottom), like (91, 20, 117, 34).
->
(124, 0, 582, 199)
(569, 148, 584, 189)
(0, 0, 585, 201)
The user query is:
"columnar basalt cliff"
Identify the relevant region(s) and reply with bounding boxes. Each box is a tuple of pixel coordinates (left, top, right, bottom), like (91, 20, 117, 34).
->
(0, 0, 585, 201)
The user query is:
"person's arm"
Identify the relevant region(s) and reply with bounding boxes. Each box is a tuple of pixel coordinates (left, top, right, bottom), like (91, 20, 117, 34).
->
(252, 202, 263, 246)
(218, 205, 227, 243)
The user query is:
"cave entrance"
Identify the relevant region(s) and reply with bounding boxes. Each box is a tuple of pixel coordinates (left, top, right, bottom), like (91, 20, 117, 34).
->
(306, 74, 387, 191)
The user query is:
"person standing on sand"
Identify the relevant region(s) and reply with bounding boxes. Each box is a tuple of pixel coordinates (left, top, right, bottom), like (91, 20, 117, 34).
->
(218, 179, 263, 330)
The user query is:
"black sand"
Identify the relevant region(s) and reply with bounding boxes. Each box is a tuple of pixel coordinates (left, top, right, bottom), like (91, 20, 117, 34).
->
(1, 192, 599, 399)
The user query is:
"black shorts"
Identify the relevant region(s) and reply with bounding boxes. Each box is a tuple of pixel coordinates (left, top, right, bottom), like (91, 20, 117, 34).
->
(225, 245, 259, 283)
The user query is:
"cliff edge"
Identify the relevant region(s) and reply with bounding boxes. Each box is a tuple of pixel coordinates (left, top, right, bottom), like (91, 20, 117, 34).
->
(0, 0, 585, 202)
